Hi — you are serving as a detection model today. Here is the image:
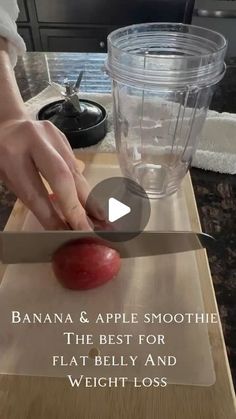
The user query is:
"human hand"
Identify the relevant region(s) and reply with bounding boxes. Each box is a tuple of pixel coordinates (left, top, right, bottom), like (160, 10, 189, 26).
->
(0, 116, 103, 230)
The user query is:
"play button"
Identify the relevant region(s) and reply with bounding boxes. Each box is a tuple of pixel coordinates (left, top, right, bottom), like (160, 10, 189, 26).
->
(85, 177, 151, 242)
(108, 198, 131, 222)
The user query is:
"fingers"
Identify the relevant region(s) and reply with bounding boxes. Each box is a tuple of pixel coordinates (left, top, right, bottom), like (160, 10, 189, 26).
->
(31, 138, 91, 230)
(0, 119, 97, 231)
(45, 121, 85, 173)
(4, 156, 67, 230)
(45, 123, 105, 221)
(73, 172, 105, 221)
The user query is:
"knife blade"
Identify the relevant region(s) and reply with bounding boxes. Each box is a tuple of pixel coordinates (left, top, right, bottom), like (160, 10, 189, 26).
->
(0, 231, 214, 264)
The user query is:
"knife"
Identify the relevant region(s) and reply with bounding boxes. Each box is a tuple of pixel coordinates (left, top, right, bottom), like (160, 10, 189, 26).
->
(0, 231, 214, 264)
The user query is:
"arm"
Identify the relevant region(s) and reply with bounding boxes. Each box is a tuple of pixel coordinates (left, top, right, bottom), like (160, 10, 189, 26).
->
(0, 38, 102, 229)
(0, 38, 25, 121)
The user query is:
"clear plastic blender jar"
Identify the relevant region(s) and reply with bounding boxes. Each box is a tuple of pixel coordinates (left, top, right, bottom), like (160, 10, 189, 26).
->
(105, 23, 227, 198)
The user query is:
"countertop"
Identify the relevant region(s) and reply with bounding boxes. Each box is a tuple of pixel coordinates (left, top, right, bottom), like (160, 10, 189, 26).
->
(0, 52, 235, 386)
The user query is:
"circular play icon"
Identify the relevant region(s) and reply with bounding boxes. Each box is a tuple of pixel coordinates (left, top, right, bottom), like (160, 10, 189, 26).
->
(86, 177, 151, 242)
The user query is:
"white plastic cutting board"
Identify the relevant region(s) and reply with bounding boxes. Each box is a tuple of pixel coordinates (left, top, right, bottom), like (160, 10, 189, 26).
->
(0, 163, 215, 385)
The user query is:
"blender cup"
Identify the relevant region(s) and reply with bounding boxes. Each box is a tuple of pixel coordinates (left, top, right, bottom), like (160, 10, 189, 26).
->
(105, 23, 227, 198)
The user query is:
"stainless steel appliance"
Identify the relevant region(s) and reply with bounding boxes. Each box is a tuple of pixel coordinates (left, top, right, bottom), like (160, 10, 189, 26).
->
(193, 0, 236, 57)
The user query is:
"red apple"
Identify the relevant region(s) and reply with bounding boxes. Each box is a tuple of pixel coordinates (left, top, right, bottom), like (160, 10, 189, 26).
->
(52, 238, 121, 290)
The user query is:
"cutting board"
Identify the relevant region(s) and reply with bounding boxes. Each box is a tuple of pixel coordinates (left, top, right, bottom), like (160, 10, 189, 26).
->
(0, 153, 235, 419)
(0, 158, 215, 386)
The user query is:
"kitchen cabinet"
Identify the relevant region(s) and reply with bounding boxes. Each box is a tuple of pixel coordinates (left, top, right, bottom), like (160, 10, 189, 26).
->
(40, 27, 111, 52)
(18, 27, 34, 50)
(35, 0, 192, 25)
(16, 0, 195, 52)
(17, 0, 29, 23)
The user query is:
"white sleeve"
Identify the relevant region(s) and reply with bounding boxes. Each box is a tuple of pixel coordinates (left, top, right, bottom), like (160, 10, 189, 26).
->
(0, 0, 26, 66)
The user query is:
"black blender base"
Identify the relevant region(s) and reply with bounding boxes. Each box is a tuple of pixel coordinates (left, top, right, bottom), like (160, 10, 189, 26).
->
(38, 99, 107, 149)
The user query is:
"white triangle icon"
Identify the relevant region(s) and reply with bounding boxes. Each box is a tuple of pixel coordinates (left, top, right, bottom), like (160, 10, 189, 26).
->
(108, 197, 131, 223)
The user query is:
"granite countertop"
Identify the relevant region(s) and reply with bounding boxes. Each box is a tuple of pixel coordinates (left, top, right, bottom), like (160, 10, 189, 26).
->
(191, 57, 236, 387)
(0, 52, 235, 386)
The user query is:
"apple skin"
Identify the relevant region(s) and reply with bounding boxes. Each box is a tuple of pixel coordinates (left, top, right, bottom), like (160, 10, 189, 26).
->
(52, 238, 121, 290)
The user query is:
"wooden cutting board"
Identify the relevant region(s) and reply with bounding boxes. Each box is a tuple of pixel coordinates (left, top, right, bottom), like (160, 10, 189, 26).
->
(0, 153, 235, 419)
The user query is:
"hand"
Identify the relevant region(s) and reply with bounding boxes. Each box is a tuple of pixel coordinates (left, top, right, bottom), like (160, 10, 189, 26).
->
(0, 116, 103, 230)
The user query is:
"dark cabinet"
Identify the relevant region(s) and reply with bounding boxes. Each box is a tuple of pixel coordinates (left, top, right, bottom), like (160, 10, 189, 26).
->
(17, 1, 34, 49)
(40, 27, 110, 52)
(17, 0, 195, 52)
(35, 0, 192, 25)
(18, 27, 34, 50)
(17, 0, 29, 23)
